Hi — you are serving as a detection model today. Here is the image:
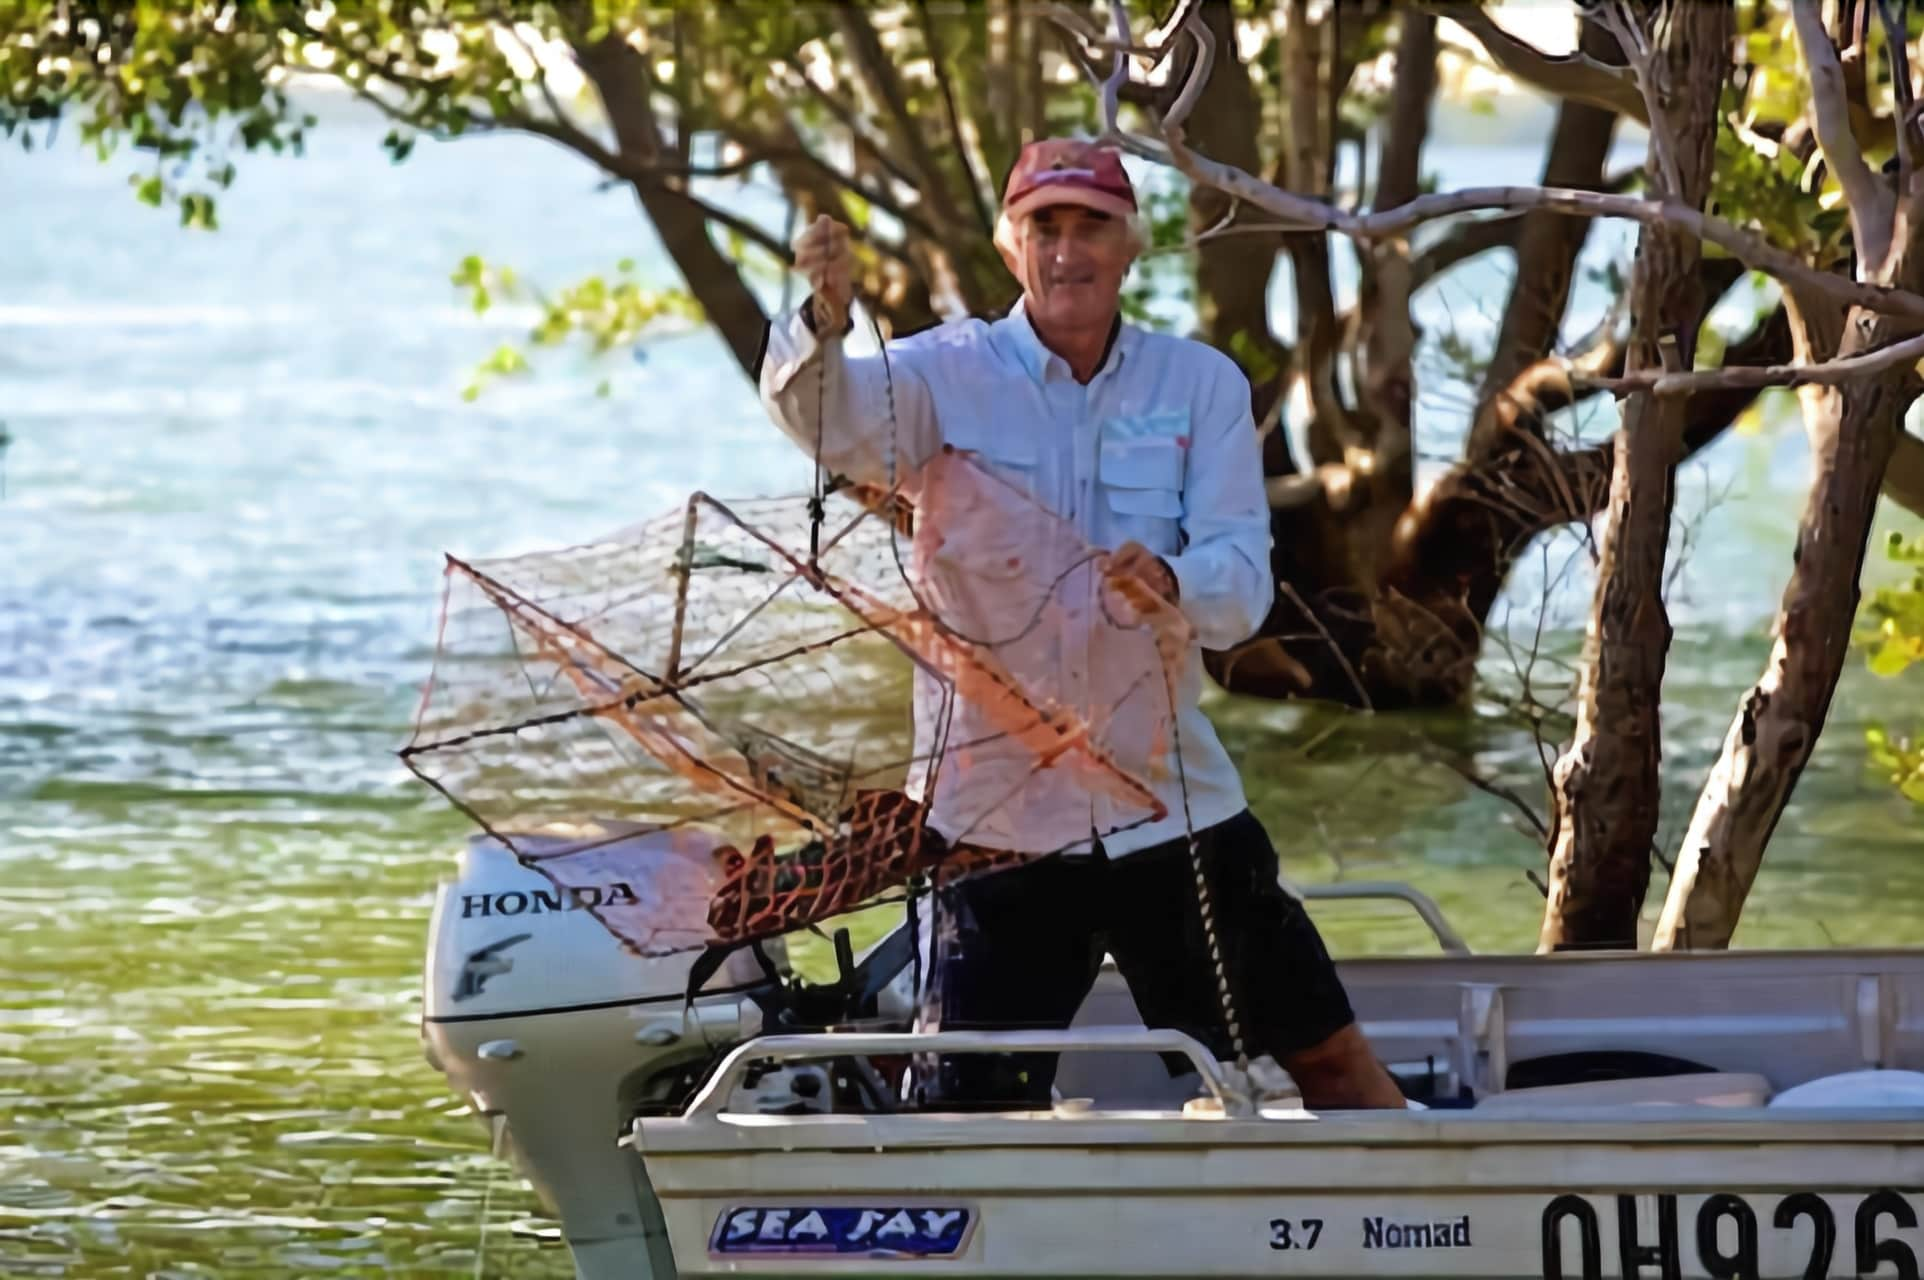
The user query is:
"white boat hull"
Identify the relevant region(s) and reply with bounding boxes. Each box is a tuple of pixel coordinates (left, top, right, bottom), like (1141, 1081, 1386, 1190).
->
(637, 1107, 1924, 1277)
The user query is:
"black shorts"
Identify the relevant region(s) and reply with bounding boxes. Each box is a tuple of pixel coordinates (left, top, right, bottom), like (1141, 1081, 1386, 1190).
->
(926, 809, 1354, 1106)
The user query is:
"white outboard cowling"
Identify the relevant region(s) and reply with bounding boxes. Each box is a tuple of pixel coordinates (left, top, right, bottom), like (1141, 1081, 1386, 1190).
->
(423, 833, 771, 1279)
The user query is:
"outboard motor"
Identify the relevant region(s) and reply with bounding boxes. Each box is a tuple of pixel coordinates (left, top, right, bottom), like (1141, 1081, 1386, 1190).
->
(422, 834, 771, 1279)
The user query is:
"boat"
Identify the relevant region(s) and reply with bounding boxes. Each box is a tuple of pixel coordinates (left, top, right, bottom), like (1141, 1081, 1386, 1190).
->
(422, 831, 1924, 1279)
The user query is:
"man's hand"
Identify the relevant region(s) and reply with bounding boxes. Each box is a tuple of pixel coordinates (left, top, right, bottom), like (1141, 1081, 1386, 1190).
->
(792, 214, 853, 332)
(1106, 541, 1179, 610)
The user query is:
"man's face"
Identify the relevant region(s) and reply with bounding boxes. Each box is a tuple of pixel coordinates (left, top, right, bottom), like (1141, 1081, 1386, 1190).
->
(1007, 205, 1136, 334)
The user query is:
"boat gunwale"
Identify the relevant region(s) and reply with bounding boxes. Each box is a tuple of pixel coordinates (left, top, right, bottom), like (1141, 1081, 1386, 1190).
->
(631, 1104, 1924, 1154)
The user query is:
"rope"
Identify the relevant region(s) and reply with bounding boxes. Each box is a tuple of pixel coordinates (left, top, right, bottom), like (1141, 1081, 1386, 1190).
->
(809, 310, 827, 575)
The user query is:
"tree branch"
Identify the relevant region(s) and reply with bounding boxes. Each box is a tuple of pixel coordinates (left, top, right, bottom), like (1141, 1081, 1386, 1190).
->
(570, 32, 769, 378)
(1049, 5, 1924, 323)
(668, 188, 795, 266)
(1163, 7, 1215, 130)
(1433, 2, 1646, 123)
(1375, 11, 1436, 211)
(1793, 0, 1894, 268)
(744, 115, 946, 243)
(1158, 134, 1924, 323)
(499, 19, 576, 137)
(1411, 214, 1523, 288)
(1875, 0, 1918, 173)
(341, 81, 499, 140)
(1581, 327, 1924, 397)
(831, 7, 964, 233)
(914, 0, 996, 239)
(784, 66, 930, 199)
(1595, 0, 1682, 194)
(1475, 17, 1623, 409)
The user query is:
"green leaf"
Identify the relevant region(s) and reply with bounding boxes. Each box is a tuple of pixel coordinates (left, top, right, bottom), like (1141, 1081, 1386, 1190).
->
(135, 174, 164, 206)
(178, 193, 218, 231)
(1868, 637, 1918, 678)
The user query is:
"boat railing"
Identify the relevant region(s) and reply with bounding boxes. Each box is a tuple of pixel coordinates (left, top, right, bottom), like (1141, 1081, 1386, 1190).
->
(1296, 881, 1472, 954)
(682, 1027, 1239, 1117)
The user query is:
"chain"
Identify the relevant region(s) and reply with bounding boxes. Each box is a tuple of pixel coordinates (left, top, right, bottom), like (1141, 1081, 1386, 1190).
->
(1167, 691, 1246, 1069)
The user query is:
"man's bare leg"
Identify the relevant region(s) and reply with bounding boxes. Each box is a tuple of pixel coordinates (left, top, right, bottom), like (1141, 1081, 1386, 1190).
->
(1282, 1024, 1408, 1109)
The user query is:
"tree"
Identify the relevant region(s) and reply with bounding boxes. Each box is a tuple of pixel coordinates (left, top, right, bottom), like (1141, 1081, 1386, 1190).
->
(1650, 0, 1924, 950)
(0, 2, 1797, 695)
(11, 0, 1924, 946)
(1539, 0, 1733, 952)
(1049, 0, 1924, 949)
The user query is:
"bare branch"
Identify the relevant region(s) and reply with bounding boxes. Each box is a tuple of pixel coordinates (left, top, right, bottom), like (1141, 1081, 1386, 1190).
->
(747, 113, 946, 243)
(1410, 214, 1523, 288)
(1433, 3, 1646, 123)
(1875, 0, 1918, 174)
(1048, 3, 1924, 320)
(1101, 0, 1130, 134)
(1581, 328, 1924, 396)
(1277, 581, 1373, 711)
(500, 21, 573, 134)
(1141, 0, 1207, 59)
(1149, 131, 1924, 322)
(1793, 0, 1894, 267)
(490, 107, 796, 267)
(1051, 29, 1169, 110)
(831, 7, 960, 227)
(647, 151, 768, 179)
(913, 0, 996, 239)
(347, 83, 499, 140)
(1595, 0, 1681, 194)
(1428, 748, 1550, 838)
(673, 191, 796, 267)
(1037, 0, 1200, 69)
(1162, 11, 1214, 130)
(782, 67, 928, 198)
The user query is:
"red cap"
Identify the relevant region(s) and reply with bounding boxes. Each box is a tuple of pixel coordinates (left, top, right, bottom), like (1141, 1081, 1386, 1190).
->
(1000, 138, 1138, 223)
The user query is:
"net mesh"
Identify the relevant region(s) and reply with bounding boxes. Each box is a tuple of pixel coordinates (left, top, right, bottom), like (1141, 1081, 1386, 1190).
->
(402, 450, 1186, 956)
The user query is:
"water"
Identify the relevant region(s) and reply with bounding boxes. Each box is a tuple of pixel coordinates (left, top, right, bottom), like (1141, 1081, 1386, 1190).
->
(4, 96, 1923, 1275)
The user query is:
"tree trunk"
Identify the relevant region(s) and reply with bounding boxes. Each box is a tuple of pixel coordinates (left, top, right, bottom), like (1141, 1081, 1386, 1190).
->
(1279, 0, 1361, 469)
(1351, 11, 1434, 577)
(1472, 17, 1622, 445)
(575, 36, 771, 379)
(1652, 305, 1923, 950)
(1187, 0, 1289, 425)
(1538, 1, 1732, 952)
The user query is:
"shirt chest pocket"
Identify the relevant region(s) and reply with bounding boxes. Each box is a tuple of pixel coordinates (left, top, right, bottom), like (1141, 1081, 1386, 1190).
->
(925, 442, 1044, 582)
(1099, 431, 1187, 534)
(946, 425, 1039, 496)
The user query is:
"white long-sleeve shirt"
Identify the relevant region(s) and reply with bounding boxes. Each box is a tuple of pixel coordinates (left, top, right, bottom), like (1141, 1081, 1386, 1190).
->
(758, 298, 1274, 856)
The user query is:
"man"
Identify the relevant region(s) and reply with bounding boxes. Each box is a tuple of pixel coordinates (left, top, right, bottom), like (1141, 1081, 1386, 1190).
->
(758, 138, 1404, 1110)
